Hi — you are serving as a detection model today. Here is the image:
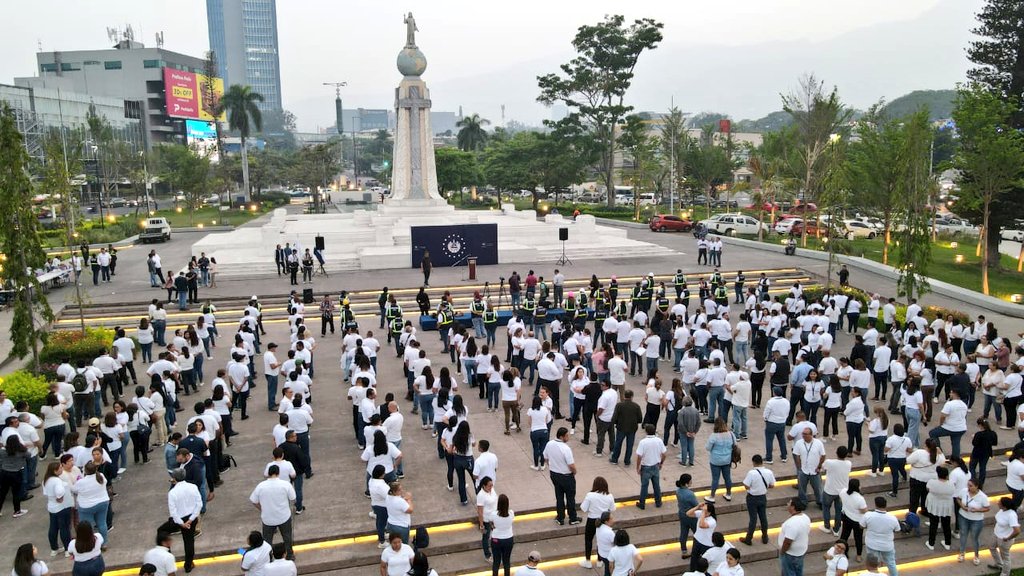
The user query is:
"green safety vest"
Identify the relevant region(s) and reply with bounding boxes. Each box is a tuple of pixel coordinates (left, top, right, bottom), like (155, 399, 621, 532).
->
(711, 273, 723, 286)
(630, 287, 641, 303)
(535, 306, 547, 320)
(523, 298, 536, 313)
(575, 306, 587, 319)
(390, 318, 404, 334)
(617, 301, 627, 316)
(715, 286, 728, 299)
(484, 310, 498, 325)
(386, 304, 402, 320)
(471, 301, 485, 315)
(640, 288, 652, 300)
(657, 298, 669, 312)
(594, 305, 608, 320)
(594, 297, 605, 311)
(609, 283, 619, 299)
(564, 299, 576, 314)
(673, 273, 686, 287)
(439, 310, 453, 326)
(578, 292, 588, 307)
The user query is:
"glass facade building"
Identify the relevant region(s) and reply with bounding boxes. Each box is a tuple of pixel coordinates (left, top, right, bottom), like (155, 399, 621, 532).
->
(206, 0, 282, 113)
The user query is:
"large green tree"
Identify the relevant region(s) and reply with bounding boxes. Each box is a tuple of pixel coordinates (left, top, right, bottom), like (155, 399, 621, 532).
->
(962, 0, 1024, 264)
(952, 83, 1024, 295)
(891, 109, 935, 301)
(538, 15, 663, 207)
(483, 132, 543, 208)
(435, 147, 479, 201)
(216, 84, 263, 201)
(681, 127, 735, 218)
(156, 145, 211, 225)
(86, 105, 128, 227)
(456, 114, 490, 152)
(846, 104, 906, 264)
(618, 115, 662, 219)
(781, 74, 853, 245)
(0, 105, 53, 369)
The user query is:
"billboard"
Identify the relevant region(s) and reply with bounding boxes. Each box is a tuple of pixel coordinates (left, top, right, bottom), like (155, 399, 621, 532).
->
(163, 68, 225, 121)
(185, 119, 219, 162)
(411, 224, 499, 268)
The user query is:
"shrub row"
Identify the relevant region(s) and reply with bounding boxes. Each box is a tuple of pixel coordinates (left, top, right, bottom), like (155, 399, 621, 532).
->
(801, 285, 971, 328)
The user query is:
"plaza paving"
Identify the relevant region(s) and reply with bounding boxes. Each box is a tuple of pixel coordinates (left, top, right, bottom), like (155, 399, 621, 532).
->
(2, 213, 1022, 575)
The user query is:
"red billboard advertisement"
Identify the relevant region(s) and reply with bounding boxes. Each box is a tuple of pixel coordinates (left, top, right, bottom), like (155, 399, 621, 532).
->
(164, 68, 199, 118)
(163, 68, 225, 120)
(719, 119, 732, 134)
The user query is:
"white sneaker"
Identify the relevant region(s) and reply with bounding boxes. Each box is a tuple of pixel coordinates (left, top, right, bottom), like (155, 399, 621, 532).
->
(579, 560, 593, 569)
(117, 467, 127, 474)
(369, 511, 376, 518)
(530, 465, 539, 471)
(540, 463, 546, 471)
(818, 526, 832, 534)
(570, 429, 575, 435)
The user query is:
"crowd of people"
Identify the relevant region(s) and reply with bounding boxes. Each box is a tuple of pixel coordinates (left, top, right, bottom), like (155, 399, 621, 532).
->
(1, 266, 1023, 576)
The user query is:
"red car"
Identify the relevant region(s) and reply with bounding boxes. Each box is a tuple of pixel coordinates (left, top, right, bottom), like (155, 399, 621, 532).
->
(649, 214, 694, 232)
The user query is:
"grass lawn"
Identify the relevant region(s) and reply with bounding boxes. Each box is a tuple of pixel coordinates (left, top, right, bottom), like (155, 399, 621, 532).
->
(763, 235, 1024, 301)
(144, 204, 272, 228)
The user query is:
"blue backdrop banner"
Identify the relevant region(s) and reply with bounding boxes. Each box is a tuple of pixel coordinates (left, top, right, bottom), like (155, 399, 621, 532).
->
(411, 224, 498, 267)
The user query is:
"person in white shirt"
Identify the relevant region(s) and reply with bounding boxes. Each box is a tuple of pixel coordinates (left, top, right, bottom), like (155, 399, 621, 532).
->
(763, 386, 790, 464)
(990, 496, 1021, 576)
(263, 344, 281, 411)
(820, 446, 852, 535)
(262, 543, 298, 576)
(543, 427, 580, 525)
(607, 529, 643, 576)
(928, 389, 968, 459)
(778, 498, 811, 574)
(240, 531, 273, 576)
(158, 468, 202, 571)
(142, 532, 178, 576)
(739, 455, 776, 545)
(380, 533, 415, 576)
(792, 426, 825, 508)
(249, 466, 297, 560)
(634, 425, 666, 509)
(861, 496, 901, 576)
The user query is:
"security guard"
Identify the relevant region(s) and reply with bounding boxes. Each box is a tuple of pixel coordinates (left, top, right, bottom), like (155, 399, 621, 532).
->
(522, 292, 537, 328)
(533, 300, 548, 341)
(390, 316, 405, 355)
(616, 299, 628, 318)
(385, 296, 403, 343)
(574, 295, 588, 330)
(470, 295, 487, 338)
(563, 294, 577, 320)
(639, 279, 653, 315)
(538, 277, 549, 305)
(710, 269, 724, 292)
(577, 289, 588, 310)
(734, 271, 747, 304)
(378, 287, 390, 329)
(680, 279, 691, 310)
(593, 296, 608, 342)
(656, 292, 670, 314)
(483, 305, 499, 347)
(698, 278, 710, 302)
(437, 304, 454, 353)
(608, 277, 619, 308)
(629, 281, 642, 317)
(673, 269, 687, 300)
(714, 283, 729, 308)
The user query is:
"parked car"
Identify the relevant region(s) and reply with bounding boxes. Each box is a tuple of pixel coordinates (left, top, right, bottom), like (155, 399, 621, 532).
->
(649, 214, 694, 233)
(785, 203, 818, 216)
(747, 201, 780, 212)
(774, 217, 801, 235)
(840, 219, 878, 239)
(790, 219, 831, 237)
(699, 213, 768, 236)
(1000, 227, 1023, 243)
(713, 199, 740, 209)
(202, 194, 220, 205)
(108, 197, 127, 208)
(638, 193, 657, 206)
(933, 216, 979, 237)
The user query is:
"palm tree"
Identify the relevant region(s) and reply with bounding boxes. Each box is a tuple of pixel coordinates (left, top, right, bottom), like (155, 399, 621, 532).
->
(456, 113, 490, 151)
(216, 85, 263, 201)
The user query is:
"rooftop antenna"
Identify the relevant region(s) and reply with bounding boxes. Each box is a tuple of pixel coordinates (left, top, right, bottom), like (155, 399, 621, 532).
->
(124, 24, 135, 42)
(500, 104, 505, 127)
(106, 27, 119, 45)
(155, 31, 164, 48)
(37, 38, 42, 52)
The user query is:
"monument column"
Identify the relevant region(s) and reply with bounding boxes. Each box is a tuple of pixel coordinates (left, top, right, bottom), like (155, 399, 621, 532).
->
(386, 12, 446, 208)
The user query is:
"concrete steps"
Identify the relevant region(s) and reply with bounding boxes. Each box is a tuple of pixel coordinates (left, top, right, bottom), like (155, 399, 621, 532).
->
(55, 268, 815, 331)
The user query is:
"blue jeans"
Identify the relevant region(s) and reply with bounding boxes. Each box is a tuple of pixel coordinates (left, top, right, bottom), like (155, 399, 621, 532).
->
(372, 505, 388, 543)
(487, 382, 501, 410)
(928, 427, 965, 459)
(822, 491, 842, 531)
(797, 471, 822, 506)
(866, 547, 897, 576)
(960, 516, 984, 557)
(419, 394, 435, 426)
(48, 507, 72, 551)
(178, 291, 187, 310)
(906, 407, 922, 448)
(710, 463, 732, 497)
(869, 435, 886, 473)
(678, 435, 695, 465)
(266, 375, 279, 409)
(463, 359, 477, 384)
(141, 342, 153, 363)
(472, 317, 485, 338)
(735, 341, 749, 364)
(78, 500, 110, 542)
(610, 431, 635, 465)
(530, 429, 549, 467)
(780, 552, 804, 576)
(707, 386, 725, 421)
(453, 454, 474, 504)
(673, 349, 685, 370)
(645, 356, 658, 376)
(764, 421, 787, 461)
(293, 473, 304, 510)
(639, 465, 662, 508)
(387, 523, 410, 544)
(391, 440, 403, 476)
(732, 406, 748, 438)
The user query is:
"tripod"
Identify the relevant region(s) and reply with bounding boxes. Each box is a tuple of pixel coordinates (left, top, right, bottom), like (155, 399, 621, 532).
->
(556, 239, 573, 266)
(498, 277, 509, 308)
(316, 262, 329, 277)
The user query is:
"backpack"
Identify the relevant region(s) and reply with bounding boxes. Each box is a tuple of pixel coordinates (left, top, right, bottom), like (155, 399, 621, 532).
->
(219, 453, 238, 472)
(900, 511, 921, 536)
(413, 525, 430, 550)
(731, 443, 742, 467)
(72, 371, 89, 394)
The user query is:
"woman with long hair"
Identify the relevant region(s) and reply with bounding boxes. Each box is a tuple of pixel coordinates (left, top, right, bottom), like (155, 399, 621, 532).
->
(432, 388, 451, 459)
(969, 418, 998, 489)
(440, 416, 460, 492)
(569, 366, 589, 431)
(185, 327, 204, 385)
(801, 369, 823, 428)
(838, 478, 867, 562)
(462, 337, 479, 387)
(0, 435, 28, 518)
(148, 382, 169, 446)
(415, 366, 436, 429)
(500, 369, 522, 435)
(71, 462, 109, 543)
(99, 412, 124, 480)
(580, 476, 615, 569)
(608, 529, 643, 576)
(136, 318, 155, 364)
(211, 384, 234, 444)
(68, 520, 104, 576)
(957, 478, 989, 565)
(449, 420, 476, 505)
(907, 437, 946, 519)
(662, 378, 684, 446)
(685, 500, 717, 572)
(822, 375, 843, 439)
(361, 430, 401, 493)
(12, 543, 49, 576)
(925, 465, 955, 550)
(867, 407, 889, 477)
(408, 551, 438, 576)
(43, 461, 73, 556)
(490, 493, 515, 576)
(526, 396, 551, 470)
(747, 350, 767, 409)
(178, 346, 197, 395)
(486, 355, 503, 412)
(642, 372, 664, 428)
(883, 423, 913, 497)
(904, 378, 925, 447)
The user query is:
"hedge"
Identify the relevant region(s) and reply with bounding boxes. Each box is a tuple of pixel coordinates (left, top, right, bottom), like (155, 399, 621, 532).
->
(801, 285, 970, 329)
(0, 371, 52, 412)
(39, 327, 118, 367)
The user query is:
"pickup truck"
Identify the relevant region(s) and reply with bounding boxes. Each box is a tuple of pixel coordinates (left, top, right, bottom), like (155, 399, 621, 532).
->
(139, 217, 171, 243)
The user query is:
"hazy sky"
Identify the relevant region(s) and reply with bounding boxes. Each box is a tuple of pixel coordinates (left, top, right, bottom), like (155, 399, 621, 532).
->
(0, 0, 984, 130)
